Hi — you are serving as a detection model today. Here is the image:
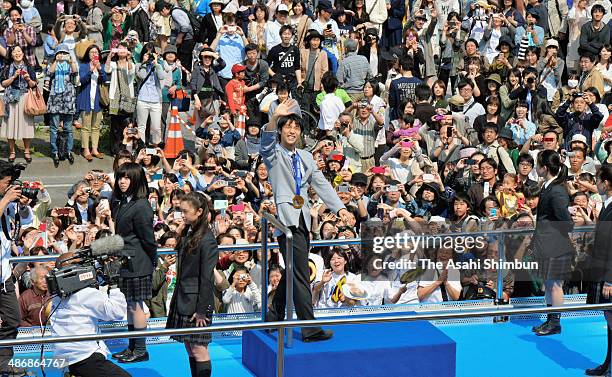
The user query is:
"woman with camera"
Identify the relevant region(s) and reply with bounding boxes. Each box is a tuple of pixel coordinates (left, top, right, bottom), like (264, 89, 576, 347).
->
(105, 42, 136, 154)
(46, 44, 80, 167)
(111, 162, 157, 363)
(0, 46, 37, 164)
(136, 42, 165, 147)
(166, 192, 218, 377)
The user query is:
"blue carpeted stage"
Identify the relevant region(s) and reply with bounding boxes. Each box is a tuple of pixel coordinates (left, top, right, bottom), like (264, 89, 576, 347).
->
(16, 315, 611, 377)
(242, 321, 456, 377)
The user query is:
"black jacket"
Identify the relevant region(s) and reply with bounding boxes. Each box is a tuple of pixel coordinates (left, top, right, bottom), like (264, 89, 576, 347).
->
(589, 203, 612, 282)
(170, 230, 218, 316)
(113, 198, 157, 278)
(530, 182, 573, 259)
(128, 8, 149, 43)
(201, 13, 220, 47)
(67, 201, 95, 225)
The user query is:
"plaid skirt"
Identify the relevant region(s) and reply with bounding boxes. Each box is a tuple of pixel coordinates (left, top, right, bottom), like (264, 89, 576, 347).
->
(119, 276, 153, 302)
(166, 307, 212, 345)
(533, 252, 573, 281)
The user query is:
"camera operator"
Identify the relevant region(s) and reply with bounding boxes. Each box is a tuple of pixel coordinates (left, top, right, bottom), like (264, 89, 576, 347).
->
(50, 252, 131, 377)
(0, 160, 27, 375)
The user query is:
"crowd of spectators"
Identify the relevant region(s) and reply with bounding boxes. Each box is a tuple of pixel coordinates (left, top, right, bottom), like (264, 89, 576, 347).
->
(2, 0, 612, 324)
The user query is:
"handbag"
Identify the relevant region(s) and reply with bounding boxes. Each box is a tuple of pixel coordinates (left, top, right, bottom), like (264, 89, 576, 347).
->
(24, 87, 46, 116)
(171, 89, 191, 112)
(99, 83, 110, 108)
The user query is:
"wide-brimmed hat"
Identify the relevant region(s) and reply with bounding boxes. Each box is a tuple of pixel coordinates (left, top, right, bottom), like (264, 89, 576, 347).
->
(54, 43, 70, 56)
(163, 44, 178, 56)
(304, 29, 324, 42)
(448, 94, 465, 106)
(545, 39, 559, 49)
(497, 35, 514, 50)
(486, 73, 502, 86)
(498, 127, 514, 141)
(570, 134, 588, 148)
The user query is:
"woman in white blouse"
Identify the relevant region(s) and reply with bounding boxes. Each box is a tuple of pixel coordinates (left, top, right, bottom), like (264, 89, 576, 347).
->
(313, 249, 360, 308)
(595, 44, 612, 94)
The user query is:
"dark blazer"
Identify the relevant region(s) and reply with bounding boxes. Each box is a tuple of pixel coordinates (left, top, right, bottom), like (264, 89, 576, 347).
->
(201, 13, 220, 47)
(172, 230, 218, 316)
(589, 203, 612, 283)
(127, 8, 149, 42)
(531, 182, 573, 259)
(67, 201, 95, 225)
(113, 198, 157, 278)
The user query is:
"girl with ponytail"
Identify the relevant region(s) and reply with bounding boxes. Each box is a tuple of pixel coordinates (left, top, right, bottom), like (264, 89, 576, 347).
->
(530, 150, 573, 336)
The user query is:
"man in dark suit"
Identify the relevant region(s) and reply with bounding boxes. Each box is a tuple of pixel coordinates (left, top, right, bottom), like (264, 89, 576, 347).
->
(586, 165, 612, 376)
(261, 99, 350, 342)
(66, 182, 95, 224)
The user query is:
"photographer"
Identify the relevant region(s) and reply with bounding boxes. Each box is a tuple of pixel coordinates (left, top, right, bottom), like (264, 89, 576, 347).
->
(136, 42, 165, 146)
(50, 253, 131, 377)
(0, 161, 27, 376)
(554, 90, 604, 151)
(335, 112, 365, 172)
(509, 67, 547, 121)
(514, 10, 544, 60)
(4, 7, 36, 66)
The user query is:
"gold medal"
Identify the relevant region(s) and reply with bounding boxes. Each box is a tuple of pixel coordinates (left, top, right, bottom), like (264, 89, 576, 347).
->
(292, 195, 305, 209)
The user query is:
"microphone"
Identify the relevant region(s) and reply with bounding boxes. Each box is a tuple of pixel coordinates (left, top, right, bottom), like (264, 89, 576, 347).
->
(89, 235, 125, 257)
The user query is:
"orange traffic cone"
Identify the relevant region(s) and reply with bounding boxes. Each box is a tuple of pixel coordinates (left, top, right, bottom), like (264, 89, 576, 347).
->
(164, 106, 184, 159)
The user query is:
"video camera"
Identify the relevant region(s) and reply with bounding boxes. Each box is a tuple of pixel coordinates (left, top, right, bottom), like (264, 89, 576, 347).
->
(46, 235, 127, 298)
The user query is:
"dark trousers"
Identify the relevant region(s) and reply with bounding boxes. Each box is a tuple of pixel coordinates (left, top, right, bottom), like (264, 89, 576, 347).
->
(69, 352, 131, 377)
(177, 39, 196, 71)
(267, 215, 323, 338)
(0, 279, 20, 366)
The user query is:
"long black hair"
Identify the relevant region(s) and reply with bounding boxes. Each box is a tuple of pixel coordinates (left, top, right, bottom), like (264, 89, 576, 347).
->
(112, 162, 149, 200)
(537, 150, 567, 186)
(180, 192, 211, 255)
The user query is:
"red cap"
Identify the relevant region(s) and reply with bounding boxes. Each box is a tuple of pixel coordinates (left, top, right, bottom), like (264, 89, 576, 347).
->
(231, 64, 246, 75)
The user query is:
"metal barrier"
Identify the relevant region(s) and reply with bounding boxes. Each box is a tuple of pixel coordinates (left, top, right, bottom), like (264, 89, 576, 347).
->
(3, 303, 612, 377)
(260, 212, 296, 350)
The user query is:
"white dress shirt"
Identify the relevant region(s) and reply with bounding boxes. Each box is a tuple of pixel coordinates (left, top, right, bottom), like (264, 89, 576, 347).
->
(51, 288, 127, 365)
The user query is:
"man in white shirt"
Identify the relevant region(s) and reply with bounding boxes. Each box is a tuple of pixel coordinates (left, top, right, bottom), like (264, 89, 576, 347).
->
(50, 258, 130, 377)
(265, 4, 290, 53)
(0, 162, 26, 376)
(457, 80, 485, 128)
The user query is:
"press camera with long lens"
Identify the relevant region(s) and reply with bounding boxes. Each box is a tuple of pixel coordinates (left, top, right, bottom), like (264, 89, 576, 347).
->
(46, 235, 127, 298)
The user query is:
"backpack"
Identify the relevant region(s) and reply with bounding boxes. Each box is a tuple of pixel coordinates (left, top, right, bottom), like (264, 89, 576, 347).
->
(171, 7, 202, 42)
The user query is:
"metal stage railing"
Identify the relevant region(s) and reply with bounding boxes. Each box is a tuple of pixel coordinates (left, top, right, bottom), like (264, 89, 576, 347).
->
(11, 223, 598, 360)
(2, 303, 612, 377)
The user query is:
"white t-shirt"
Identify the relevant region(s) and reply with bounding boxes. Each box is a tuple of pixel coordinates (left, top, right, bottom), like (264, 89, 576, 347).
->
(318, 93, 345, 131)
